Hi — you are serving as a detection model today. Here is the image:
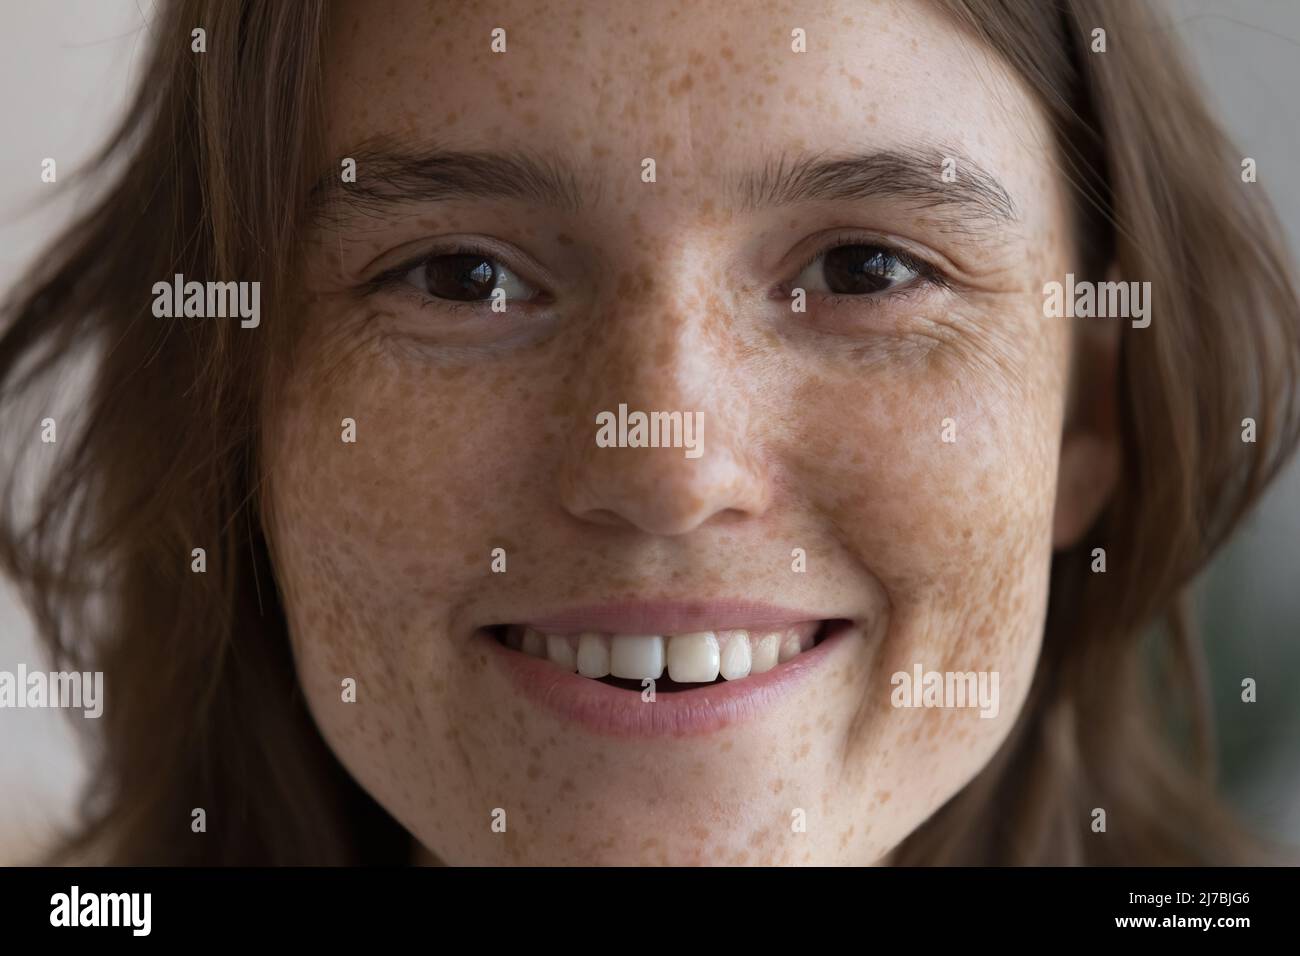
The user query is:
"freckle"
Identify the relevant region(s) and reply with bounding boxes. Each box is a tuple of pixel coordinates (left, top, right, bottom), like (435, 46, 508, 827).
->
(556, 233, 573, 246)
(771, 778, 784, 794)
(526, 764, 541, 781)
(689, 824, 709, 841)
(720, 740, 733, 752)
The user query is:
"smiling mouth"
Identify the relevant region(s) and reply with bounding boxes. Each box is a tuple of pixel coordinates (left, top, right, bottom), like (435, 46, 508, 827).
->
(486, 620, 850, 692)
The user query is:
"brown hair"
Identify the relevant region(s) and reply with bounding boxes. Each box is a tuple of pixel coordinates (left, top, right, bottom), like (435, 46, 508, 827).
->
(2, 0, 1297, 865)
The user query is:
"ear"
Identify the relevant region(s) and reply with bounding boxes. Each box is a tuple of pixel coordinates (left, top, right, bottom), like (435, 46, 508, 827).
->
(1052, 298, 1122, 549)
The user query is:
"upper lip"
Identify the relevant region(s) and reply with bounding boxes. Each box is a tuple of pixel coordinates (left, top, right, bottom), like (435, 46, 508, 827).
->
(515, 599, 834, 635)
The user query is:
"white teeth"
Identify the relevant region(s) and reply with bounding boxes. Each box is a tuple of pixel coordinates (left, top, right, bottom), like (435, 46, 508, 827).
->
(546, 634, 578, 672)
(610, 635, 665, 680)
(750, 632, 781, 674)
(718, 630, 752, 680)
(667, 631, 720, 683)
(576, 633, 611, 678)
(522, 628, 548, 659)
(510, 623, 822, 683)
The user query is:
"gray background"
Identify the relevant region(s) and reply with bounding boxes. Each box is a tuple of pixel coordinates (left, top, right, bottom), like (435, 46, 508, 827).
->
(1, 0, 1297, 862)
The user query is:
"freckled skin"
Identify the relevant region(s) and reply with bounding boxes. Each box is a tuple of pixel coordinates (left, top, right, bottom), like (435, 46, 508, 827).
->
(263, 0, 1091, 865)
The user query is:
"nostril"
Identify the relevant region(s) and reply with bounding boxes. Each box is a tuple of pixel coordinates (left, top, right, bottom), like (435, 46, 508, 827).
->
(561, 436, 772, 538)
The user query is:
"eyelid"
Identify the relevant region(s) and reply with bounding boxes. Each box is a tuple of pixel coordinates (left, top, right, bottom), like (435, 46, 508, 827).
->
(785, 230, 948, 293)
(363, 236, 553, 298)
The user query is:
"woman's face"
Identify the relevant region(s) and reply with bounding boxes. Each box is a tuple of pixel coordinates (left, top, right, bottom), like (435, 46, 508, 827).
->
(265, 0, 1083, 864)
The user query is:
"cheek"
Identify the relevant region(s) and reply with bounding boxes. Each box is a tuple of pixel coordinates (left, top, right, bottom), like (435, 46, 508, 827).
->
(784, 312, 1067, 794)
(265, 328, 548, 614)
(261, 320, 595, 863)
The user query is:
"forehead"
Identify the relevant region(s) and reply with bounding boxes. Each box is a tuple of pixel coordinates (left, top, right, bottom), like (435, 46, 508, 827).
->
(323, 0, 1052, 206)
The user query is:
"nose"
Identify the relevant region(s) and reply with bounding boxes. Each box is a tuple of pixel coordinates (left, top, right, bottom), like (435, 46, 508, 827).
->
(559, 265, 771, 537)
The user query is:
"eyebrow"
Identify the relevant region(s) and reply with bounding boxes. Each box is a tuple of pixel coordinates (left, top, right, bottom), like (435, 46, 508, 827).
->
(311, 139, 1017, 229)
(312, 138, 591, 223)
(734, 146, 1017, 226)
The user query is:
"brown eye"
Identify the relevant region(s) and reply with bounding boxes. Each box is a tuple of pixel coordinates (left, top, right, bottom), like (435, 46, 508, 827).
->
(423, 253, 497, 300)
(796, 244, 921, 296)
(403, 252, 539, 303)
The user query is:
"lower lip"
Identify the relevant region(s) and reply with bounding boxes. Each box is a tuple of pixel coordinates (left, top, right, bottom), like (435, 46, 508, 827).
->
(480, 623, 858, 738)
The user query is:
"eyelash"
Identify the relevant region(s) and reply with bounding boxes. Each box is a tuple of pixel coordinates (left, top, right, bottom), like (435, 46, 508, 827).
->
(783, 231, 948, 303)
(364, 234, 949, 312)
(365, 243, 539, 314)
